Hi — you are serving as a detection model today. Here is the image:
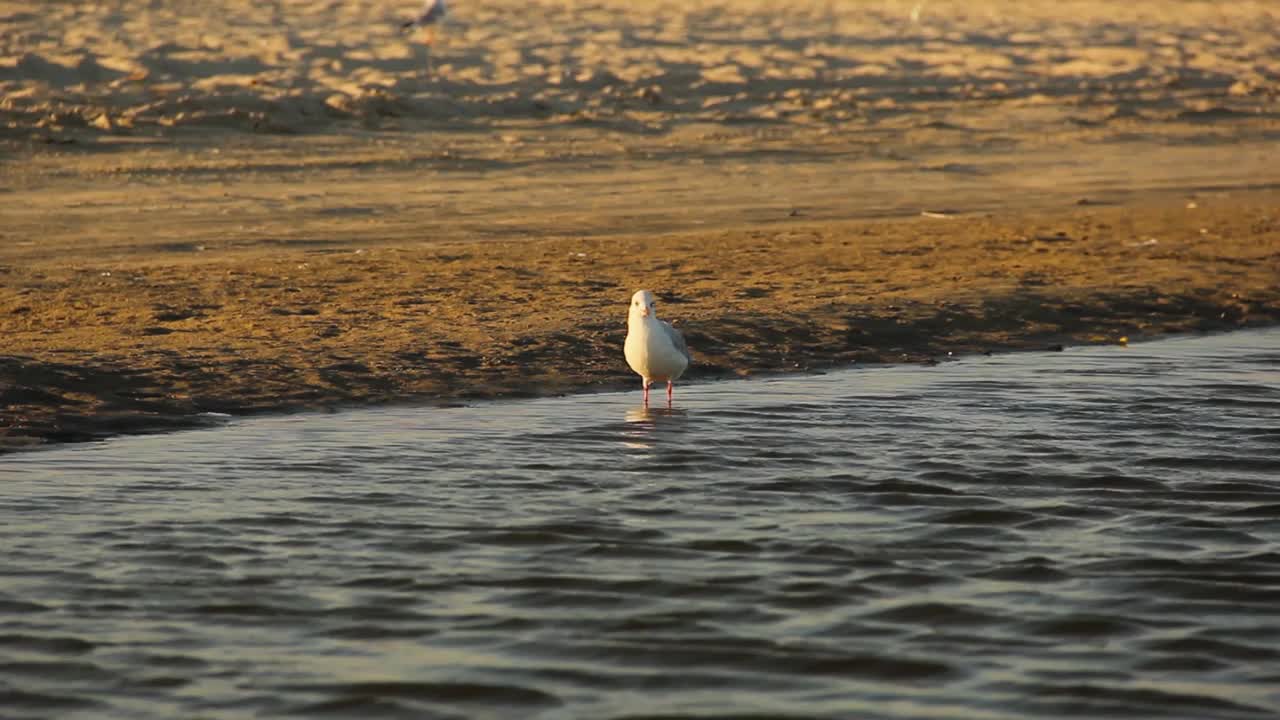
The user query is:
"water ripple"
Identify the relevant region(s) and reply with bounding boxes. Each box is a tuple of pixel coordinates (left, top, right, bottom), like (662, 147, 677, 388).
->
(3, 329, 1279, 718)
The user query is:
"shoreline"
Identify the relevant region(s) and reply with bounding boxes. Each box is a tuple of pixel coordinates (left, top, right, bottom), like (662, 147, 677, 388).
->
(6, 321, 1277, 453)
(8, 323, 1276, 453)
(4, 193, 1278, 452)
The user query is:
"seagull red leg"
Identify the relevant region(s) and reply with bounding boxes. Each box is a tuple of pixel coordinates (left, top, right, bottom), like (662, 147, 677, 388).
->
(643, 381, 651, 406)
(667, 380, 674, 405)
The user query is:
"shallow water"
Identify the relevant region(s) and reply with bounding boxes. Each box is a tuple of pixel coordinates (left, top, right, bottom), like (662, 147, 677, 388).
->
(4, 329, 1280, 720)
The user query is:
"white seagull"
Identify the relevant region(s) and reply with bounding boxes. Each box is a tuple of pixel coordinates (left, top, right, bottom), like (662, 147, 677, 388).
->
(625, 290, 691, 406)
(401, 0, 447, 45)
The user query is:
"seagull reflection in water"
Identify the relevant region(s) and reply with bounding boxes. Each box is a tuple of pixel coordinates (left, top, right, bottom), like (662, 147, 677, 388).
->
(622, 406, 689, 449)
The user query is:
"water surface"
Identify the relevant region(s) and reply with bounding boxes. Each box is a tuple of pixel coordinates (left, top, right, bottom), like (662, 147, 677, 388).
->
(4, 329, 1280, 719)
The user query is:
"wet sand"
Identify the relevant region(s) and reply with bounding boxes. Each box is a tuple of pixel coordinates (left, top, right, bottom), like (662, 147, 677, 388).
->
(4, 191, 1278, 449)
(2, 0, 1279, 449)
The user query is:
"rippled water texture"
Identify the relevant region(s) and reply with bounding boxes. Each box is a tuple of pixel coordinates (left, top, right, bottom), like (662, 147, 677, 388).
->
(4, 329, 1280, 719)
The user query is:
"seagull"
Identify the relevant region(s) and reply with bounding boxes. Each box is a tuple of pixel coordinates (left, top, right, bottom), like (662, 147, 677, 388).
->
(625, 290, 691, 406)
(401, 0, 447, 45)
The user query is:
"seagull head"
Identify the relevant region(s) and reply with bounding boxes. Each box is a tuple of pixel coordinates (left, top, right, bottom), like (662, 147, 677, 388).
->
(630, 289, 657, 319)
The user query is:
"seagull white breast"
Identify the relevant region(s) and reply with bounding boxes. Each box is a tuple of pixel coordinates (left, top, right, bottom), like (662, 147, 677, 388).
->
(625, 315, 689, 383)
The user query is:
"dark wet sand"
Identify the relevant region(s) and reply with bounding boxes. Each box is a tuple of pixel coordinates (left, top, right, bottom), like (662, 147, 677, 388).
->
(3, 190, 1277, 450)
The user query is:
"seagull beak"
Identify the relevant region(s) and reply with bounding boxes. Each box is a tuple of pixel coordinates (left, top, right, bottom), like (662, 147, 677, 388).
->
(640, 307, 650, 317)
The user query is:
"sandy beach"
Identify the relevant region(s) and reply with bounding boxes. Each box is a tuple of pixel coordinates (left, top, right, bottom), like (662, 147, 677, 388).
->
(2, 0, 1279, 448)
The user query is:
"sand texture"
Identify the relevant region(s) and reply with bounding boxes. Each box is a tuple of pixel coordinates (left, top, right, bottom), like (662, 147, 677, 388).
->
(3, 0, 1279, 140)
(4, 194, 1279, 448)
(2, 0, 1279, 448)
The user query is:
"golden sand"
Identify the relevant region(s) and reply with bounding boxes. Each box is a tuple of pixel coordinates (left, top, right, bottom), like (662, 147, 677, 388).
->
(2, 0, 1278, 447)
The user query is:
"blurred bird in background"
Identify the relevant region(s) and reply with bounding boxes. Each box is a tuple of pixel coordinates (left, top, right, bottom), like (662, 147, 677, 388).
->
(401, 0, 447, 46)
